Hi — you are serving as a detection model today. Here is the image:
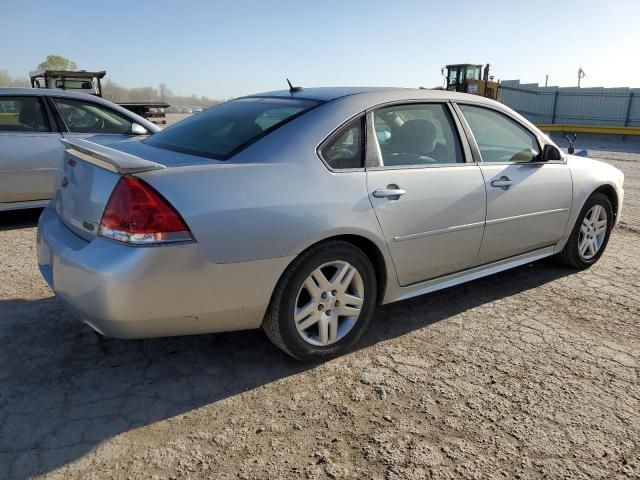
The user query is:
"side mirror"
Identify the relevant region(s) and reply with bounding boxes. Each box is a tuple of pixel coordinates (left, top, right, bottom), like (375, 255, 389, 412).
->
(540, 144, 562, 161)
(131, 123, 149, 135)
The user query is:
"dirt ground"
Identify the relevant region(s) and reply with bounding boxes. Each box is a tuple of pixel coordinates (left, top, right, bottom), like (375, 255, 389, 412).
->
(1, 147, 639, 479)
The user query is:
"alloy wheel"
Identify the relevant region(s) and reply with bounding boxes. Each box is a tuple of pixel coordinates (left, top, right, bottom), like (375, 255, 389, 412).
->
(294, 261, 364, 347)
(578, 204, 608, 260)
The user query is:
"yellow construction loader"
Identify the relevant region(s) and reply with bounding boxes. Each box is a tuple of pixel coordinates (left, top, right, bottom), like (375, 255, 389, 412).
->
(442, 63, 499, 100)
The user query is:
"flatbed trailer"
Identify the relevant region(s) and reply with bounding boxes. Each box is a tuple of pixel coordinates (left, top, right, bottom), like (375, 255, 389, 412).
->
(116, 102, 170, 126)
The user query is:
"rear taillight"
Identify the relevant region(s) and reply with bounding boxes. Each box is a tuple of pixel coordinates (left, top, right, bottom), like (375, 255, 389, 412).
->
(99, 176, 193, 245)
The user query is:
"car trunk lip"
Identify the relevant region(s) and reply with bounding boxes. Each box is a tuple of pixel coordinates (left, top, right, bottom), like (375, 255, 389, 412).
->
(61, 138, 166, 174)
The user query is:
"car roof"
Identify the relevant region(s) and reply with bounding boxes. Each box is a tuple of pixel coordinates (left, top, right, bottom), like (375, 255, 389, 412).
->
(0, 87, 105, 99)
(250, 87, 395, 102)
(248, 86, 499, 106)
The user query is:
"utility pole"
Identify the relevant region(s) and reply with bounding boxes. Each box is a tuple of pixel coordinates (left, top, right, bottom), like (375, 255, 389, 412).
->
(545, 75, 548, 87)
(577, 67, 586, 87)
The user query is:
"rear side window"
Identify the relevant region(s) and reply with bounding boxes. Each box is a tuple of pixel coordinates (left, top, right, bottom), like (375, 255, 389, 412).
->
(146, 97, 321, 160)
(0, 96, 50, 132)
(320, 117, 365, 170)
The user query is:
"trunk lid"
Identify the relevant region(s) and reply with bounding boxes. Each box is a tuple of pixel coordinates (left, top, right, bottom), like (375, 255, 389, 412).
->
(53, 138, 166, 240)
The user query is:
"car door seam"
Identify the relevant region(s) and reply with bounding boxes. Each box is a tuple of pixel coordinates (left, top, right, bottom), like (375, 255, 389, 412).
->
(469, 163, 489, 266)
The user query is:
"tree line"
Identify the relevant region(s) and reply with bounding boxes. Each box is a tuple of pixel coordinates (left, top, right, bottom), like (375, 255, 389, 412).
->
(101, 80, 221, 108)
(0, 55, 222, 108)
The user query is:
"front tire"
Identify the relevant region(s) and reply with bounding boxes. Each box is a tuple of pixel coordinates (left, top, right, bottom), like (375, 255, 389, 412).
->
(557, 192, 613, 269)
(263, 240, 377, 362)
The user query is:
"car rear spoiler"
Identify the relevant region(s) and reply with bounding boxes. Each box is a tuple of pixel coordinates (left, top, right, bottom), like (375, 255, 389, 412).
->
(61, 138, 166, 174)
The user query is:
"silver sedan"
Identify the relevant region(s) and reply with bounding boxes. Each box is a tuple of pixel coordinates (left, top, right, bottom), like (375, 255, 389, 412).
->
(0, 88, 159, 211)
(37, 87, 624, 361)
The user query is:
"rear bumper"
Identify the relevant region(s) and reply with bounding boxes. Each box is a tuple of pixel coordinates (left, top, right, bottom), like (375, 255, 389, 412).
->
(37, 205, 292, 338)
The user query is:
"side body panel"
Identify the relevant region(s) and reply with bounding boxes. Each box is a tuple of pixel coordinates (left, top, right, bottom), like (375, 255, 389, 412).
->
(0, 131, 62, 203)
(366, 166, 486, 285)
(476, 162, 572, 265)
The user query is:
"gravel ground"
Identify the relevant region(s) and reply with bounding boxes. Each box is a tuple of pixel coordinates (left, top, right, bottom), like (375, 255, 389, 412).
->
(0, 150, 639, 479)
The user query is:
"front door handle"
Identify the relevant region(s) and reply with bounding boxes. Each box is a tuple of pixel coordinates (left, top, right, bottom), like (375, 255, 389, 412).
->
(490, 176, 513, 190)
(373, 186, 406, 200)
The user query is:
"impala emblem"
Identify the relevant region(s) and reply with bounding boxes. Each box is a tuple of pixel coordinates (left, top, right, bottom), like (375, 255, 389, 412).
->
(61, 176, 69, 188)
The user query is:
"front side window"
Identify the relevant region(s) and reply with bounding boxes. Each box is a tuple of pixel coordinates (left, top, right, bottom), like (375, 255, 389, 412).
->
(373, 103, 464, 167)
(459, 104, 540, 163)
(53, 98, 134, 134)
(320, 117, 364, 169)
(146, 97, 321, 160)
(0, 96, 49, 132)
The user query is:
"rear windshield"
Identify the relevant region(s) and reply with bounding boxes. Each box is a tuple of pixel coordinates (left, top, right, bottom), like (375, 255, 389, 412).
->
(145, 97, 321, 160)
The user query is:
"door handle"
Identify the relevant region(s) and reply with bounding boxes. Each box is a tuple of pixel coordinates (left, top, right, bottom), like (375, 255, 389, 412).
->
(490, 176, 513, 190)
(373, 186, 406, 200)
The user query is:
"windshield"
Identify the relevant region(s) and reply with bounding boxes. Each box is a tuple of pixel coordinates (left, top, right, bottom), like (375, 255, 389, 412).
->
(145, 97, 321, 160)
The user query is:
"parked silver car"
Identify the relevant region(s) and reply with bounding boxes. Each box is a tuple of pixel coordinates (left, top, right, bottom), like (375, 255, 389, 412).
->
(37, 87, 624, 361)
(0, 88, 159, 211)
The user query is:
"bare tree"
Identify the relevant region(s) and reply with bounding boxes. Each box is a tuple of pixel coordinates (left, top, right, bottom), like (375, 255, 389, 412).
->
(159, 83, 172, 101)
(0, 70, 29, 87)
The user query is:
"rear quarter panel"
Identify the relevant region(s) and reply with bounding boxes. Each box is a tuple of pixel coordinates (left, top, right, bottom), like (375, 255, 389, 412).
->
(140, 158, 387, 265)
(138, 101, 392, 267)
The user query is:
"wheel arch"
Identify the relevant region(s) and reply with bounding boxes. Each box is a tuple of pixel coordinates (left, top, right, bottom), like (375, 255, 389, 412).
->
(593, 183, 619, 222)
(331, 234, 388, 303)
(280, 233, 390, 305)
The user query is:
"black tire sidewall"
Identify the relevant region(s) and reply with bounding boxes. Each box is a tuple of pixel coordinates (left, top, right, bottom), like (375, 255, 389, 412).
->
(275, 243, 377, 361)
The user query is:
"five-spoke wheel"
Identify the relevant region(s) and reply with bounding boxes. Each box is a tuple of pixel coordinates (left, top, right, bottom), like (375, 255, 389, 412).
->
(558, 192, 613, 268)
(578, 204, 608, 260)
(294, 261, 365, 347)
(263, 240, 376, 361)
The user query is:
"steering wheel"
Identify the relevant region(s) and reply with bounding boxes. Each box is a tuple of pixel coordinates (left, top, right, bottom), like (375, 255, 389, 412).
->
(329, 146, 356, 159)
(95, 116, 105, 131)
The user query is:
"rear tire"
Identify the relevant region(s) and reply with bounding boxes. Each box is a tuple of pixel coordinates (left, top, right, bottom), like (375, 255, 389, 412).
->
(263, 240, 377, 362)
(557, 192, 613, 269)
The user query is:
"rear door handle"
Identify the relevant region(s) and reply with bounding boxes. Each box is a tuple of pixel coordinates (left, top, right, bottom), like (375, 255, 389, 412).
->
(490, 176, 513, 190)
(373, 187, 406, 199)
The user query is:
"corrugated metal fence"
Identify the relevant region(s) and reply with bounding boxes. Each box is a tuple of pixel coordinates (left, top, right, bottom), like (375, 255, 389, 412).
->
(500, 80, 640, 127)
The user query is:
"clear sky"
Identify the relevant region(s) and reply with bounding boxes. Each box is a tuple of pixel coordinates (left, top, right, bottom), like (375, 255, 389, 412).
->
(2, 0, 639, 99)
